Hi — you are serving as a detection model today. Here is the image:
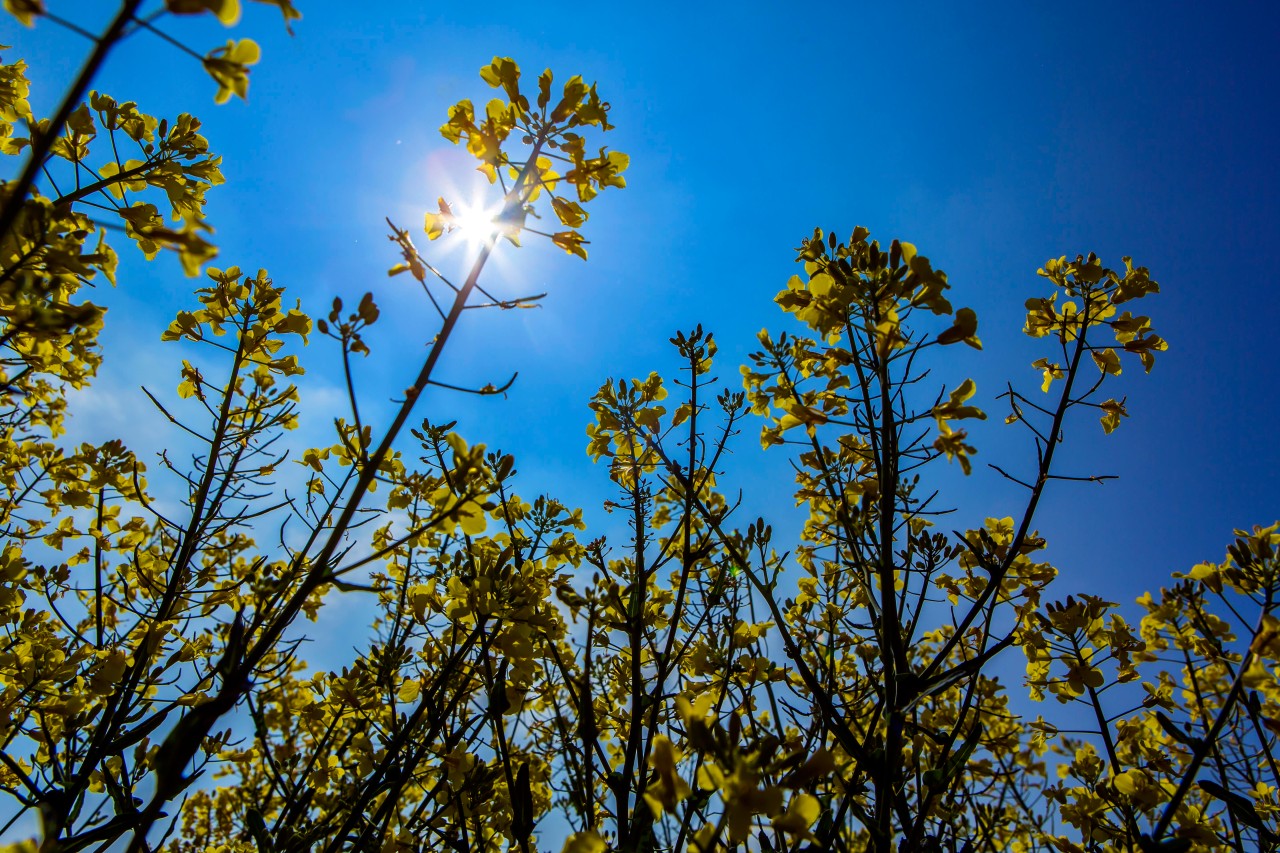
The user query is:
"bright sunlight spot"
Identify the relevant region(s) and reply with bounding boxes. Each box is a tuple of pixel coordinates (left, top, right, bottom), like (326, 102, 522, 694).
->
(450, 198, 503, 249)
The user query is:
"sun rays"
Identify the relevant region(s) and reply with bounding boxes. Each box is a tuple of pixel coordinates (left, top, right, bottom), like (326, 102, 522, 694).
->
(447, 197, 505, 251)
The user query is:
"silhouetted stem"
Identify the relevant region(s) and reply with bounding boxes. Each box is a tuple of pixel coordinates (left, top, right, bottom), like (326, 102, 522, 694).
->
(0, 0, 144, 243)
(1150, 609, 1266, 843)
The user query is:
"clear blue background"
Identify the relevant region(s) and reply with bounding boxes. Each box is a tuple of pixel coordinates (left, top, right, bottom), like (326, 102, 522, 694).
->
(7, 0, 1279, 616)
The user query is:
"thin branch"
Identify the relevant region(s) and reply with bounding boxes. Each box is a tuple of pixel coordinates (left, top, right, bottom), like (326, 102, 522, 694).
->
(0, 0, 146, 241)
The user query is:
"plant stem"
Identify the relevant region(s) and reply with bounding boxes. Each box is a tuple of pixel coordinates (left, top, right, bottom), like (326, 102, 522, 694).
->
(0, 0, 144, 244)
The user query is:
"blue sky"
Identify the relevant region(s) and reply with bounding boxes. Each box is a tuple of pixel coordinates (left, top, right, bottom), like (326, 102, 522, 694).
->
(8, 0, 1280, 616)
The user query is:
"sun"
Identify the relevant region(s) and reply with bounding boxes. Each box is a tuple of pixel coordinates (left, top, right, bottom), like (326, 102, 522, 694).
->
(449, 198, 504, 250)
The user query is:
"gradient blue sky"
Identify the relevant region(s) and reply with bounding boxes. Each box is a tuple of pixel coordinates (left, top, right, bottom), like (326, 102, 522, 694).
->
(8, 1, 1280, 615)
